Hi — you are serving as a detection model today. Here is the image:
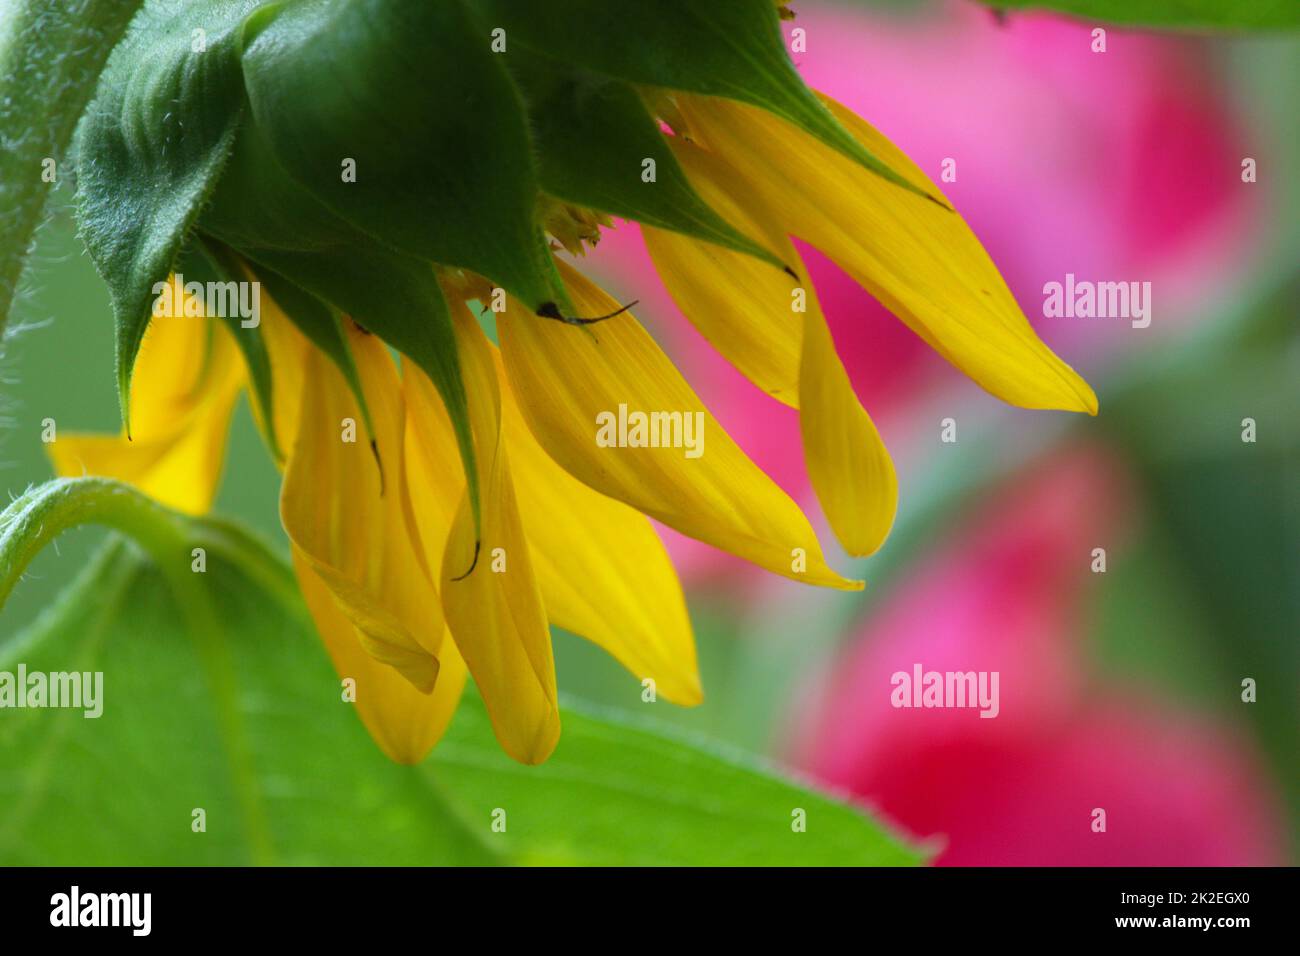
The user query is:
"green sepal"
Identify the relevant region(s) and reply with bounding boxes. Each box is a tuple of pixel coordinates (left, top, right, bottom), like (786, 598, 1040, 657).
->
(177, 237, 281, 461)
(200, 120, 481, 539)
(248, 262, 376, 464)
(508, 54, 786, 268)
(467, 0, 930, 200)
(238, 0, 563, 313)
(247, 246, 482, 541)
(73, 0, 273, 435)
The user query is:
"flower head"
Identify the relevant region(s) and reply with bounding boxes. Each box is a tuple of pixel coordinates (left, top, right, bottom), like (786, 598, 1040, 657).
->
(56, 0, 1095, 763)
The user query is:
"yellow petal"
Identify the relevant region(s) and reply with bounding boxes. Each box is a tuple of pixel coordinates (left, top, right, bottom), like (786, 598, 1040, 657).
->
(406, 335, 702, 708)
(281, 327, 442, 692)
(503, 353, 702, 705)
(294, 551, 466, 765)
(403, 372, 462, 581)
(130, 276, 219, 437)
(498, 259, 860, 590)
(409, 303, 559, 765)
(677, 92, 1098, 415)
(252, 284, 311, 465)
(48, 299, 242, 515)
(642, 142, 800, 407)
(798, 278, 898, 556)
(651, 138, 898, 555)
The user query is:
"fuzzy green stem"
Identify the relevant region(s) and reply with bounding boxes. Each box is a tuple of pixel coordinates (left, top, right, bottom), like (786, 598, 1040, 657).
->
(0, 0, 143, 334)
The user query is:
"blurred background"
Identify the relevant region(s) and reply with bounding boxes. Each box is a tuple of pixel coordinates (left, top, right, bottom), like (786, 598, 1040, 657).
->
(2, 0, 1296, 864)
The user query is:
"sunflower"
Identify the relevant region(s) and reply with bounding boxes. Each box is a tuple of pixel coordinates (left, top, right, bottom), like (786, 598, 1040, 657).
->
(52, 0, 1095, 764)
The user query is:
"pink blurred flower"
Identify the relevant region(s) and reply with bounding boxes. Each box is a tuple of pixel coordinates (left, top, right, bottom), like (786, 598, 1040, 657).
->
(790, 448, 1286, 865)
(583, 1, 1256, 584)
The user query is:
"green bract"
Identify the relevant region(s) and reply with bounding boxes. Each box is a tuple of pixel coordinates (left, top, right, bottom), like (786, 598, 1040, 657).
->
(73, 0, 913, 529)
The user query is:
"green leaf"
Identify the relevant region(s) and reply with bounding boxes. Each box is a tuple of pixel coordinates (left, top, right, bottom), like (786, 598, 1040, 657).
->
(0, 538, 502, 865)
(511, 55, 785, 267)
(239, 0, 562, 311)
(980, 0, 1300, 29)
(432, 698, 925, 866)
(0, 0, 144, 335)
(73, 0, 269, 428)
(468, 0, 926, 199)
(0, 478, 921, 866)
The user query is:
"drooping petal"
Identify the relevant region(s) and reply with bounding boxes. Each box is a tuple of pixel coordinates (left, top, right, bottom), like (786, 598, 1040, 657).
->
(406, 332, 702, 709)
(498, 259, 861, 590)
(403, 369, 462, 580)
(48, 280, 243, 515)
(642, 141, 800, 407)
(798, 279, 898, 556)
(407, 302, 559, 765)
(273, 301, 463, 764)
(251, 282, 311, 465)
(294, 552, 466, 765)
(281, 327, 442, 692)
(502, 355, 703, 706)
(649, 138, 897, 555)
(677, 92, 1098, 415)
(130, 279, 225, 436)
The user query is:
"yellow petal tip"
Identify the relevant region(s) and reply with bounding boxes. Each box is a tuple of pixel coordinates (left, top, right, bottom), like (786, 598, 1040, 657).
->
(1053, 365, 1099, 416)
(512, 718, 561, 766)
(1069, 383, 1100, 417)
(815, 572, 866, 592)
(662, 674, 705, 708)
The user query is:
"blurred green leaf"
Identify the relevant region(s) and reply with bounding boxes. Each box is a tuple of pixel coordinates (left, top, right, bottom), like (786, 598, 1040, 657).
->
(0, 538, 501, 865)
(434, 694, 923, 866)
(980, 0, 1300, 29)
(0, 479, 921, 866)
